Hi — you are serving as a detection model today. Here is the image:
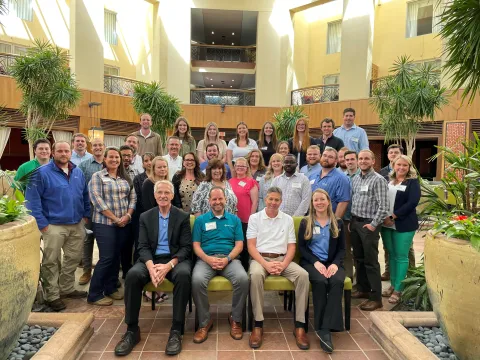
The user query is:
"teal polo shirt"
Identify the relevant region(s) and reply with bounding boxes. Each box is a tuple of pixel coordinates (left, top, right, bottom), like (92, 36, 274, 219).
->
(193, 210, 244, 256)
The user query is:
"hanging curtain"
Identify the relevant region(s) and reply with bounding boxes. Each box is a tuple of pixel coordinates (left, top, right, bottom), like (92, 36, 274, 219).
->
(432, 0, 443, 33)
(0, 127, 11, 160)
(104, 135, 124, 148)
(52, 130, 73, 143)
(327, 21, 342, 54)
(406, 1, 419, 38)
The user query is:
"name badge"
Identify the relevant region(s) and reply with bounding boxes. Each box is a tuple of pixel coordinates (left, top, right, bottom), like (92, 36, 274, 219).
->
(179, 140, 183, 144)
(261, 146, 268, 151)
(313, 226, 321, 235)
(239, 181, 246, 187)
(360, 185, 369, 192)
(351, 137, 359, 143)
(397, 185, 407, 191)
(205, 222, 217, 231)
(310, 179, 315, 185)
(292, 182, 301, 189)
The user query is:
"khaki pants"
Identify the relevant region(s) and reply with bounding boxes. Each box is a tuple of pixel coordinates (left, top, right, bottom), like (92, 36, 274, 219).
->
(41, 223, 85, 302)
(249, 256, 309, 323)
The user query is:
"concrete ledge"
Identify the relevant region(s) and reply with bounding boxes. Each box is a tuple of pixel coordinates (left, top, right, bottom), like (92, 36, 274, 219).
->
(370, 312, 438, 360)
(28, 312, 94, 360)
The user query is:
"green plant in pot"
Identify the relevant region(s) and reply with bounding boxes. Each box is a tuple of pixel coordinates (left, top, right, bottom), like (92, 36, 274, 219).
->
(273, 106, 307, 142)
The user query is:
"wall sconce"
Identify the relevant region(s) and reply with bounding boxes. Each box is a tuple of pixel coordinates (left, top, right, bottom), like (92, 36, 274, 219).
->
(88, 127, 104, 142)
(221, 104, 226, 113)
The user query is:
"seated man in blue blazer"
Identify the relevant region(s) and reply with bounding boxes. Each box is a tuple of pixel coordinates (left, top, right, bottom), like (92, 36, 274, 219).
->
(114, 180, 192, 357)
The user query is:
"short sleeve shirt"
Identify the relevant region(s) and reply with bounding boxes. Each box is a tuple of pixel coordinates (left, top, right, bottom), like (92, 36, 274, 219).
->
(309, 168, 351, 213)
(229, 177, 258, 223)
(227, 138, 258, 161)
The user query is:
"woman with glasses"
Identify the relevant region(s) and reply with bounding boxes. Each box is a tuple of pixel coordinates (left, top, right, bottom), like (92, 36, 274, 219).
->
(246, 149, 267, 181)
(171, 152, 204, 214)
(173, 117, 197, 157)
(227, 122, 258, 178)
(258, 153, 284, 211)
(197, 122, 227, 163)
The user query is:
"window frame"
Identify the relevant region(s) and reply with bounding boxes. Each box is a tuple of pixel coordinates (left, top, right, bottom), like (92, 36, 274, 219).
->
(104, 9, 118, 46)
(326, 20, 342, 55)
(7, 0, 33, 21)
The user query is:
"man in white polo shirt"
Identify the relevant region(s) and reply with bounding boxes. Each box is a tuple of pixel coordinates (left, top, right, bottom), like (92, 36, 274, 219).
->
(163, 136, 183, 181)
(247, 186, 310, 350)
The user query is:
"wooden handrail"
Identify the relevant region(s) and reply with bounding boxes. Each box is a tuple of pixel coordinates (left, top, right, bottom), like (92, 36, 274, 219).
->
(0, 52, 19, 57)
(191, 88, 255, 93)
(190, 43, 256, 50)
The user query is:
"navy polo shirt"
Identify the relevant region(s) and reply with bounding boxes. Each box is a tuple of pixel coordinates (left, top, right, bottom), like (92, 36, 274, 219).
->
(309, 167, 351, 212)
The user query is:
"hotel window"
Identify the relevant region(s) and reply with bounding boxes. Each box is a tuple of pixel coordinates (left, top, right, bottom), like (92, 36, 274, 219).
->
(0, 42, 28, 55)
(413, 59, 441, 70)
(104, 10, 118, 45)
(406, 0, 441, 38)
(326, 21, 342, 54)
(324, 74, 339, 85)
(104, 65, 120, 76)
(8, 0, 33, 21)
(0, 42, 12, 54)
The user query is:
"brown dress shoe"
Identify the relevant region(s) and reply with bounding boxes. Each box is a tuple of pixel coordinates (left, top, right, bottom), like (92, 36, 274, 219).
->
(351, 290, 370, 299)
(228, 314, 243, 340)
(360, 300, 383, 311)
(193, 318, 214, 344)
(293, 327, 310, 350)
(381, 271, 390, 281)
(249, 327, 263, 348)
(79, 270, 92, 285)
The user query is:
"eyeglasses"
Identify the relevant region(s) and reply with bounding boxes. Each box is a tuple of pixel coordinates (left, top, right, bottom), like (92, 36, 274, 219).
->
(235, 165, 247, 168)
(184, 159, 195, 162)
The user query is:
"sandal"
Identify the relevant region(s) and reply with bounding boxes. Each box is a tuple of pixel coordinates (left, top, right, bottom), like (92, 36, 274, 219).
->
(382, 286, 394, 297)
(388, 291, 401, 304)
(159, 292, 169, 301)
(143, 291, 162, 303)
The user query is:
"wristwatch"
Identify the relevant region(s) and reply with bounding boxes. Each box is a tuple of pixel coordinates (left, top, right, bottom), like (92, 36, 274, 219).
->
(169, 261, 175, 269)
(227, 255, 232, 264)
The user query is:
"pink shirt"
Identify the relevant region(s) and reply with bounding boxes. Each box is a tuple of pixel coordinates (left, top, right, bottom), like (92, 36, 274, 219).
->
(229, 177, 258, 223)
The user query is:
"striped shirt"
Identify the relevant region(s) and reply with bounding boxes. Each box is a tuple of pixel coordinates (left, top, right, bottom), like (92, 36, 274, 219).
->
(89, 168, 137, 225)
(271, 172, 312, 216)
(351, 168, 389, 228)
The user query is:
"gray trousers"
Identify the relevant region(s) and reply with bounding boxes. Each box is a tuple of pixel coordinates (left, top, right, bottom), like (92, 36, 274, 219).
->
(82, 219, 95, 272)
(192, 258, 249, 328)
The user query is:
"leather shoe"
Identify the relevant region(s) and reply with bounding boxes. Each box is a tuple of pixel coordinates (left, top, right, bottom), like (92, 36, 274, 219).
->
(114, 330, 140, 356)
(47, 298, 66, 312)
(318, 331, 333, 353)
(351, 290, 370, 299)
(78, 270, 92, 285)
(60, 290, 87, 299)
(360, 300, 383, 311)
(229, 314, 243, 340)
(381, 271, 390, 281)
(249, 327, 263, 349)
(165, 329, 182, 355)
(293, 327, 310, 350)
(193, 318, 213, 343)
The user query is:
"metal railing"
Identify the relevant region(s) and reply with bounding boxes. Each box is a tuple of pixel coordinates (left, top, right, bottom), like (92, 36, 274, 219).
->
(191, 44, 256, 63)
(103, 75, 145, 97)
(190, 88, 255, 106)
(370, 72, 441, 96)
(0, 52, 18, 76)
(291, 84, 340, 105)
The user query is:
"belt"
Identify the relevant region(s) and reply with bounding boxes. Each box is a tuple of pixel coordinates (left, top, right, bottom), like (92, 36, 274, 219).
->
(352, 216, 373, 222)
(259, 252, 284, 258)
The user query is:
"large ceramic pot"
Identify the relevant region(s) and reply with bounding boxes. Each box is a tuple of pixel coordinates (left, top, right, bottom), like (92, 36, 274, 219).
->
(425, 232, 480, 360)
(0, 216, 40, 359)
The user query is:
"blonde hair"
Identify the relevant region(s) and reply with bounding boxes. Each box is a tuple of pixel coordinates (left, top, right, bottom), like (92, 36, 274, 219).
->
(390, 155, 418, 180)
(246, 149, 266, 172)
(234, 157, 252, 178)
(149, 156, 170, 183)
(304, 189, 339, 240)
(292, 118, 311, 152)
(265, 153, 284, 180)
(204, 122, 220, 144)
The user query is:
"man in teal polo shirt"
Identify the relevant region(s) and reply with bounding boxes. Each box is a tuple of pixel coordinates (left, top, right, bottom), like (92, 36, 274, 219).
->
(191, 186, 248, 344)
(14, 139, 51, 191)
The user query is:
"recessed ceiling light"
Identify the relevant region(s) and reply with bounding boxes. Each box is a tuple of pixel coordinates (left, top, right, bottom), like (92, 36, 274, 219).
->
(230, 86, 232, 88)
(212, 42, 215, 44)
(211, 85, 213, 87)
(232, 43, 234, 45)
(212, 31, 214, 34)
(232, 80, 235, 82)
(232, 32, 235, 35)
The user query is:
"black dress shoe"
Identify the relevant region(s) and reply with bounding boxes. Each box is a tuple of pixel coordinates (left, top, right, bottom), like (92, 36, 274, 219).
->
(165, 329, 182, 355)
(318, 331, 333, 354)
(114, 330, 140, 356)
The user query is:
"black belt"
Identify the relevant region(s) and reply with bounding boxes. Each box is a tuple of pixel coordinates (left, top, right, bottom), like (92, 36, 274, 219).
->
(352, 216, 373, 223)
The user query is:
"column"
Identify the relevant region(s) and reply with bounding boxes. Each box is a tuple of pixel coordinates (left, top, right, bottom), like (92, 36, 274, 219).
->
(338, 0, 375, 100)
(70, 0, 104, 92)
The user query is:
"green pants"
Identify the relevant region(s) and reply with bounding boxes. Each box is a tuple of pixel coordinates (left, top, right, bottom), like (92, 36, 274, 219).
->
(380, 227, 415, 292)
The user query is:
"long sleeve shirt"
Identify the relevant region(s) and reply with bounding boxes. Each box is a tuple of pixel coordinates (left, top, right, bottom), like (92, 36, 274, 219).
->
(271, 172, 312, 216)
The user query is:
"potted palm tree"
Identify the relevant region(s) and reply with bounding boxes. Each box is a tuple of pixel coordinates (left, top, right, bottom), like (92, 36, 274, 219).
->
(273, 106, 307, 141)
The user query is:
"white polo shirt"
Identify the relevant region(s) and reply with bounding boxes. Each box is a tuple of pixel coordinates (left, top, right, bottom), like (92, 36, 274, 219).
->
(162, 154, 183, 181)
(246, 209, 296, 255)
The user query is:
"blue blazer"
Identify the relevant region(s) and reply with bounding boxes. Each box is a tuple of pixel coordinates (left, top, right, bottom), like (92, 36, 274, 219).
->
(392, 178, 421, 232)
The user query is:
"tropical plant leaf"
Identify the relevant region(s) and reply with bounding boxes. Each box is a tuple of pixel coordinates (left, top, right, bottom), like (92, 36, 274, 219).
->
(273, 106, 307, 142)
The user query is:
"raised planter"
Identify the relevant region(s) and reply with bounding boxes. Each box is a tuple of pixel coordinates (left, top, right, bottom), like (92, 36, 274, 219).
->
(425, 232, 480, 360)
(0, 216, 40, 359)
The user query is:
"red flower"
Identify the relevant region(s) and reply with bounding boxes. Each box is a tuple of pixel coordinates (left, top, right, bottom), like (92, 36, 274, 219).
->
(453, 215, 469, 221)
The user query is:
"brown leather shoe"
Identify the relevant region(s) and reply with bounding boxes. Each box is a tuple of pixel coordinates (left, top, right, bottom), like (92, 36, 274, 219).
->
(249, 327, 263, 348)
(78, 270, 92, 285)
(228, 314, 243, 340)
(360, 300, 383, 311)
(351, 290, 370, 299)
(193, 318, 214, 344)
(293, 327, 310, 350)
(381, 271, 390, 281)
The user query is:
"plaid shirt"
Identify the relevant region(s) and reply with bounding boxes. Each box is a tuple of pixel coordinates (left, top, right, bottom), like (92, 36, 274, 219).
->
(89, 168, 137, 225)
(351, 168, 389, 228)
(78, 157, 103, 185)
(271, 172, 312, 216)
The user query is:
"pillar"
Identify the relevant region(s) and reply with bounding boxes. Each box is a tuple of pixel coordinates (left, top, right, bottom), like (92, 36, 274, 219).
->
(338, 0, 375, 100)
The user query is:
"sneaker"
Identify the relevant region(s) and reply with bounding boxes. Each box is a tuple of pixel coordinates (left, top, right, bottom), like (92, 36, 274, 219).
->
(78, 270, 92, 285)
(47, 298, 66, 312)
(60, 290, 87, 299)
(107, 291, 124, 300)
(88, 296, 113, 306)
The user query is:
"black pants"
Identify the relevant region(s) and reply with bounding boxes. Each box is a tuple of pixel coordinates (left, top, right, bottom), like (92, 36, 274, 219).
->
(350, 218, 382, 301)
(131, 213, 141, 264)
(303, 262, 345, 332)
(241, 222, 249, 272)
(124, 257, 192, 329)
(120, 224, 134, 278)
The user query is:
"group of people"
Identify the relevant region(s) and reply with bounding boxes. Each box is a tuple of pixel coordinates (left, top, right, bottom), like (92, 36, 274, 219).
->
(21, 107, 421, 356)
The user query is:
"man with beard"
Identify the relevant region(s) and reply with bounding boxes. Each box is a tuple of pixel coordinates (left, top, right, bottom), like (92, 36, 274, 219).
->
(131, 113, 164, 156)
(315, 118, 344, 152)
(300, 145, 321, 178)
(200, 143, 232, 179)
(120, 145, 140, 182)
(337, 147, 349, 173)
(71, 133, 93, 165)
(309, 147, 350, 218)
(125, 135, 145, 174)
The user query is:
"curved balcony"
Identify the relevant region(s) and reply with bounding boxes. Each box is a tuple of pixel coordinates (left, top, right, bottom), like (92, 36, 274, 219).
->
(0, 52, 18, 76)
(103, 75, 145, 97)
(190, 88, 255, 106)
(291, 84, 340, 105)
(191, 44, 256, 70)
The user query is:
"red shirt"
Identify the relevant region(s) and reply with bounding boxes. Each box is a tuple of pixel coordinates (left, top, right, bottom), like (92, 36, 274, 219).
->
(229, 177, 258, 223)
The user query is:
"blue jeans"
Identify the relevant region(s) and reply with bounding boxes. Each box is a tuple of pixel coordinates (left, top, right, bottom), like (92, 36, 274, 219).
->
(87, 223, 127, 302)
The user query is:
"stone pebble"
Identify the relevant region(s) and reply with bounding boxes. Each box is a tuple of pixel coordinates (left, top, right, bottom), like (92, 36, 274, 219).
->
(406, 326, 457, 360)
(8, 325, 58, 360)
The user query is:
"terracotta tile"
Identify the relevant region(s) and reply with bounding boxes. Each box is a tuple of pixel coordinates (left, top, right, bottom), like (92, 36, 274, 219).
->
(351, 333, 381, 350)
(254, 333, 289, 351)
(92, 319, 106, 332)
(63, 300, 99, 314)
(184, 318, 196, 333)
(155, 305, 174, 318)
(181, 333, 217, 351)
(263, 306, 278, 318)
(177, 350, 217, 360)
(364, 350, 390, 360)
(217, 333, 252, 350)
(151, 318, 174, 333)
(79, 352, 102, 360)
(138, 305, 158, 319)
(286, 331, 321, 351)
(95, 306, 126, 318)
(98, 318, 123, 334)
(275, 306, 294, 319)
(117, 319, 155, 334)
(279, 319, 295, 333)
(105, 333, 146, 352)
(140, 352, 178, 359)
(291, 351, 330, 360)
(85, 333, 115, 352)
(261, 319, 282, 332)
(347, 319, 368, 334)
(254, 351, 293, 360)
(218, 350, 254, 360)
(330, 351, 368, 360)
(100, 351, 140, 360)
(349, 308, 367, 319)
(357, 319, 373, 332)
(142, 333, 170, 352)
(331, 333, 360, 351)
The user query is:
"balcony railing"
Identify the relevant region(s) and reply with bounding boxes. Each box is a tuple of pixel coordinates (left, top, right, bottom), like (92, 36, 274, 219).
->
(0, 52, 18, 76)
(291, 84, 340, 105)
(104, 75, 145, 97)
(370, 72, 441, 97)
(191, 44, 256, 63)
(190, 88, 255, 106)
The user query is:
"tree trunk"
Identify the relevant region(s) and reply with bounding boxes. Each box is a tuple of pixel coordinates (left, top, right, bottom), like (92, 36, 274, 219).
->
(405, 136, 416, 158)
(28, 139, 34, 160)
